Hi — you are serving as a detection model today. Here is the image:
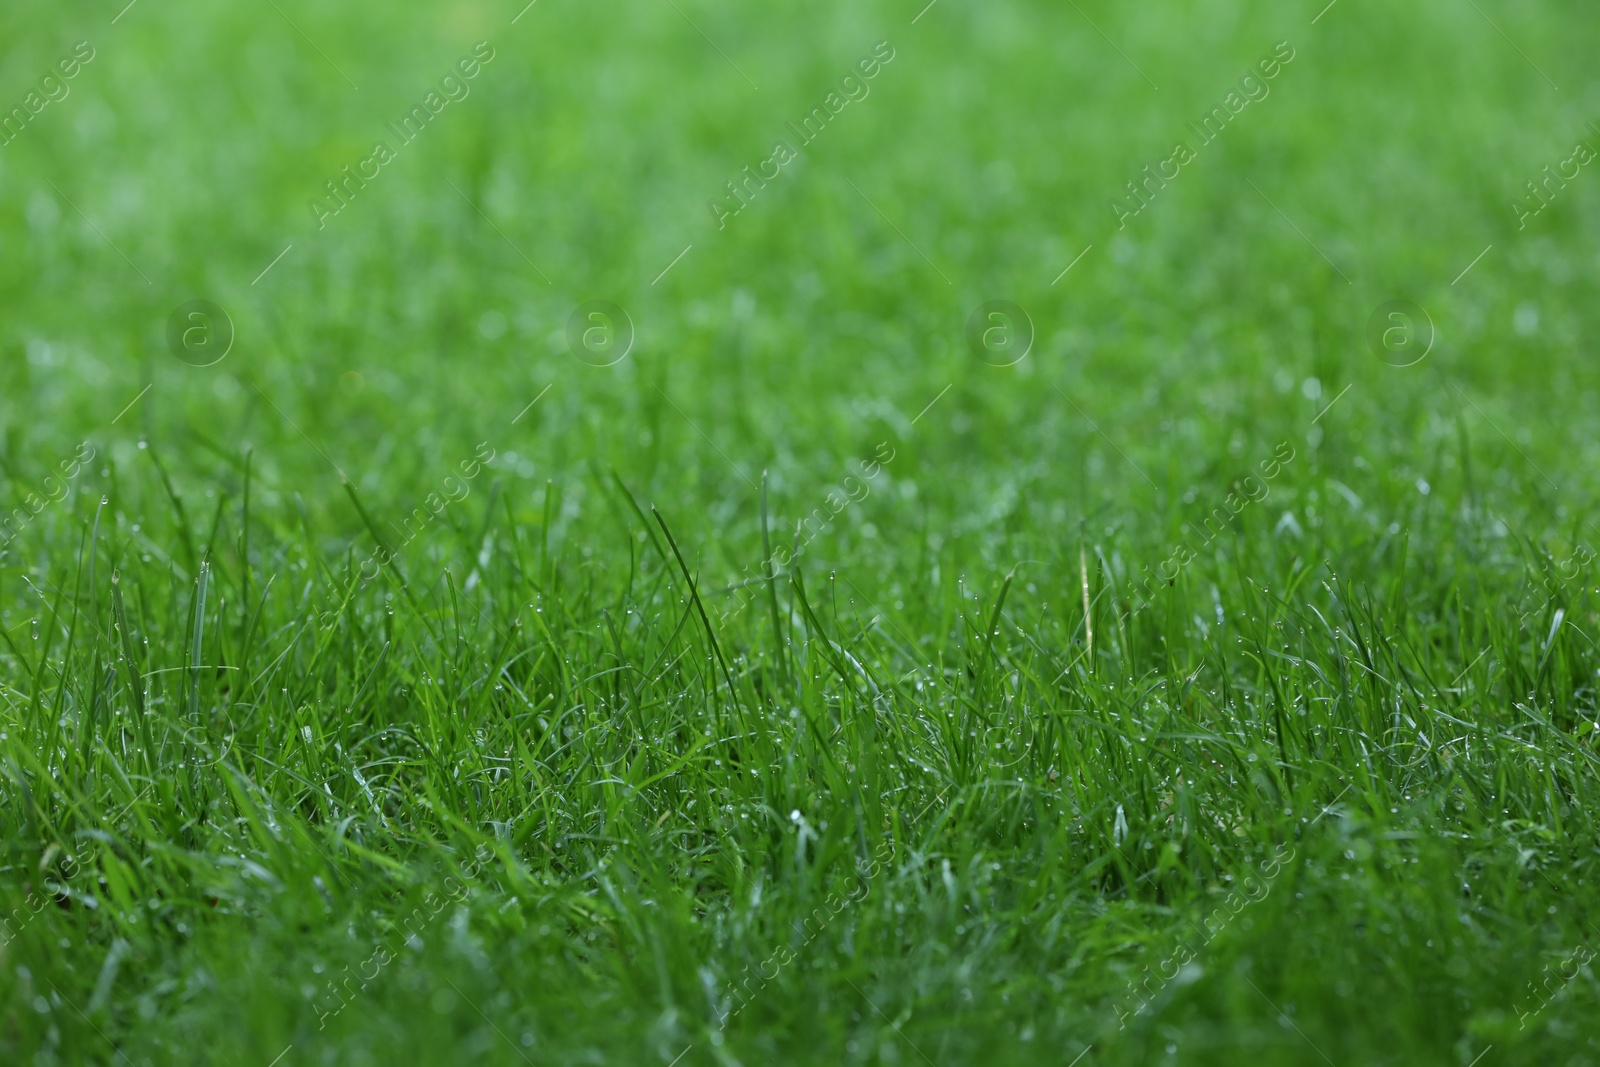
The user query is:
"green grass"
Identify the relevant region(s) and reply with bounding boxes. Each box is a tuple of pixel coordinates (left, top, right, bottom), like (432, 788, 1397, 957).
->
(3, 0, 1600, 1063)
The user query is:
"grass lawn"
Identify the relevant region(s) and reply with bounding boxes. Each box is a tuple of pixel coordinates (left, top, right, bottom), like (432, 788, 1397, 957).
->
(2, 0, 1599, 1063)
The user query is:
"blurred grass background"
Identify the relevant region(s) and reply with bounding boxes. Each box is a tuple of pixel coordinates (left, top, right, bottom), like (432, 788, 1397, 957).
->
(2, 0, 1599, 1063)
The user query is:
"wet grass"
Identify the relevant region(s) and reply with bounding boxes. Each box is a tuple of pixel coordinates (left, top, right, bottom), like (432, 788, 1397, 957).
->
(2, 0, 1599, 1063)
